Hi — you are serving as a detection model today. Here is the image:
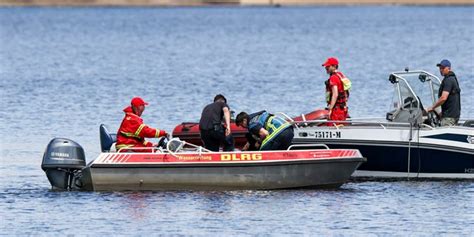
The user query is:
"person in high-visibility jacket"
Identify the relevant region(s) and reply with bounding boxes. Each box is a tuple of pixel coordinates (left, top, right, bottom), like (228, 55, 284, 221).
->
(115, 97, 167, 152)
(235, 111, 294, 151)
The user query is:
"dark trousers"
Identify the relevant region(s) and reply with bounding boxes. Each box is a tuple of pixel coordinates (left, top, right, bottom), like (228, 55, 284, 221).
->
(260, 127, 294, 151)
(200, 129, 234, 152)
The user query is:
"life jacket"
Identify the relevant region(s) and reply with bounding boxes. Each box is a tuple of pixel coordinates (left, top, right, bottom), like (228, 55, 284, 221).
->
(326, 71, 351, 107)
(438, 71, 461, 116)
(248, 111, 291, 150)
(116, 106, 164, 152)
(439, 72, 461, 96)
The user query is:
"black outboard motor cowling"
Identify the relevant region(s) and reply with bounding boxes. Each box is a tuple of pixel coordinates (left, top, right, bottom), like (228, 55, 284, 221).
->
(42, 138, 86, 190)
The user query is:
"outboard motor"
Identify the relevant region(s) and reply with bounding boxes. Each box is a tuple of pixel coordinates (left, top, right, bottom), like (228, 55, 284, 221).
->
(41, 138, 86, 190)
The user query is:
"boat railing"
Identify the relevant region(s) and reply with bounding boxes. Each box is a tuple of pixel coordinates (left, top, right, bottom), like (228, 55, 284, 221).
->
(276, 112, 413, 130)
(276, 112, 294, 122)
(419, 124, 435, 129)
(346, 117, 386, 121)
(165, 138, 212, 158)
(116, 146, 162, 153)
(275, 110, 416, 130)
(276, 112, 301, 129)
(392, 70, 441, 84)
(115, 138, 212, 155)
(290, 119, 413, 130)
(287, 144, 329, 150)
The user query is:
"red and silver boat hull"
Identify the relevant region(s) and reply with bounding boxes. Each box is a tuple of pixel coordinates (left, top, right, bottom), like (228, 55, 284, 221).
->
(82, 149, 365, 191)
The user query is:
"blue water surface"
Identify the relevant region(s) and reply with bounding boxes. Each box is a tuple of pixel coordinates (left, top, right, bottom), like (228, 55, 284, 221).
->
(0, 6, 473, 235)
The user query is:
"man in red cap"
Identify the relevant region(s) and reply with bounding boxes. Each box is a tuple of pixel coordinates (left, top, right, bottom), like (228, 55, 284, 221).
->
(115, 97, 167, 152)
(322, 57, 350, 125)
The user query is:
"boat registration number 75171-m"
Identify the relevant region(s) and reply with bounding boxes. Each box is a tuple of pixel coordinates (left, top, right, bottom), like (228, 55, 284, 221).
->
(314, 131, 341, 139)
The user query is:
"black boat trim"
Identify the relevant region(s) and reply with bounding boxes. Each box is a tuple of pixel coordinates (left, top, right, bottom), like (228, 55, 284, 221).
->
(292, 138, 473, 155)
(422, 133, 470, 143)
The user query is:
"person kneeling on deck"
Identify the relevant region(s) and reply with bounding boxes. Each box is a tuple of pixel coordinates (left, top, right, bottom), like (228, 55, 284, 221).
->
(116, 97, 168, 152)
(235, 111, 294, 151)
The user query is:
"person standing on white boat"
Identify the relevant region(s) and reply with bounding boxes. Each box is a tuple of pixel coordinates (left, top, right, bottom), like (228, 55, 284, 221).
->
(115, 97, 168, 152)
(426, 59, 461, 126)
(322, 57, 351, 126)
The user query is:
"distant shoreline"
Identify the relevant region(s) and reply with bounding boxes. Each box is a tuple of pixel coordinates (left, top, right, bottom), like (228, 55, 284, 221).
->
(1, 0, 473, 7)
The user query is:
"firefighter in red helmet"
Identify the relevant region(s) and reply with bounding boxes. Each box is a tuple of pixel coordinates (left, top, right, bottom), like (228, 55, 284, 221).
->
(115, 97, 167, 152)
(322, 57, 351, 126)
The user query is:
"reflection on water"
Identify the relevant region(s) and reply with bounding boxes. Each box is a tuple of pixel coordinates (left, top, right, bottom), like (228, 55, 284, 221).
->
(121, 192, 153, 220)
(0, 181, 473, 235)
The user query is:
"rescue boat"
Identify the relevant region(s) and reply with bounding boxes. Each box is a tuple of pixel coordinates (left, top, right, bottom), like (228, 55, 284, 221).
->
(41, 125, 365, 191)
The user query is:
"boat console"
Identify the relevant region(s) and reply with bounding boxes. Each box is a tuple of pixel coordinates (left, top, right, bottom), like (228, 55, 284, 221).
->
(385, 70, 444, 127)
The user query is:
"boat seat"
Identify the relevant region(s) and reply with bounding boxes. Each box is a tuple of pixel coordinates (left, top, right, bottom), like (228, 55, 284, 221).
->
(403, 97, 418, 109)
(100, 124, 117, 152)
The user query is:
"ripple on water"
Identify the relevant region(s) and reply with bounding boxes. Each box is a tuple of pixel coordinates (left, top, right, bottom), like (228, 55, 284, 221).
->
(1, 6, 473, 235)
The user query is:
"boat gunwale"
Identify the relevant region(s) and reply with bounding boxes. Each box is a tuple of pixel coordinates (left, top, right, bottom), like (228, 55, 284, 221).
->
(90, 156, 366, 168)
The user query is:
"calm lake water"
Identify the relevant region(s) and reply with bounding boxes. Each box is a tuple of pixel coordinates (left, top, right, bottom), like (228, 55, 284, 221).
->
(1, 6, 473, 235)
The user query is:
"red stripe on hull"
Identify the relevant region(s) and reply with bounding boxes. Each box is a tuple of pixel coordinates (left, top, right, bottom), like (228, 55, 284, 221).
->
(93, 149, 360, 164)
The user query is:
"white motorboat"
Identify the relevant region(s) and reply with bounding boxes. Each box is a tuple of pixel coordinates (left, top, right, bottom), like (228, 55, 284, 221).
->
(290, 69, 473, 179)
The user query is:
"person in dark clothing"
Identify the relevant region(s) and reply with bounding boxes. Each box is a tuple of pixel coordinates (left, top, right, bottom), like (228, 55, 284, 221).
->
(235, 111, 294, 151)
(199, 94, 234, 151)
(242, 132, 259, 151)
(426, 59, 461, 126)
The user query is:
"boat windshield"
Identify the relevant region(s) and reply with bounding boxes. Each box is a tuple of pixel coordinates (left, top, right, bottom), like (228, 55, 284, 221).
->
(393, 79, 420, 110)
(393, 71, 441, 109)
(387, 71, 442, 123)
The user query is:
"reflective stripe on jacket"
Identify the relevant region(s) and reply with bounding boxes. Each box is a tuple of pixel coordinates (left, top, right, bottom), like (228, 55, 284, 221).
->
(115, 106, 164, 152)
(248, 111, 291, 150)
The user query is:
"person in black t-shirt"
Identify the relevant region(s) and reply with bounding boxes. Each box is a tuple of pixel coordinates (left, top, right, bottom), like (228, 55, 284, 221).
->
(199, 94, 234, 151)
(426, 59, 461, 126)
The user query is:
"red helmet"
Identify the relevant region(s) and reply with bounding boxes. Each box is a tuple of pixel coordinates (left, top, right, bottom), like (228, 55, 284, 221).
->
(322, 57, 339, 67)
(131, 97, 148, 107)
